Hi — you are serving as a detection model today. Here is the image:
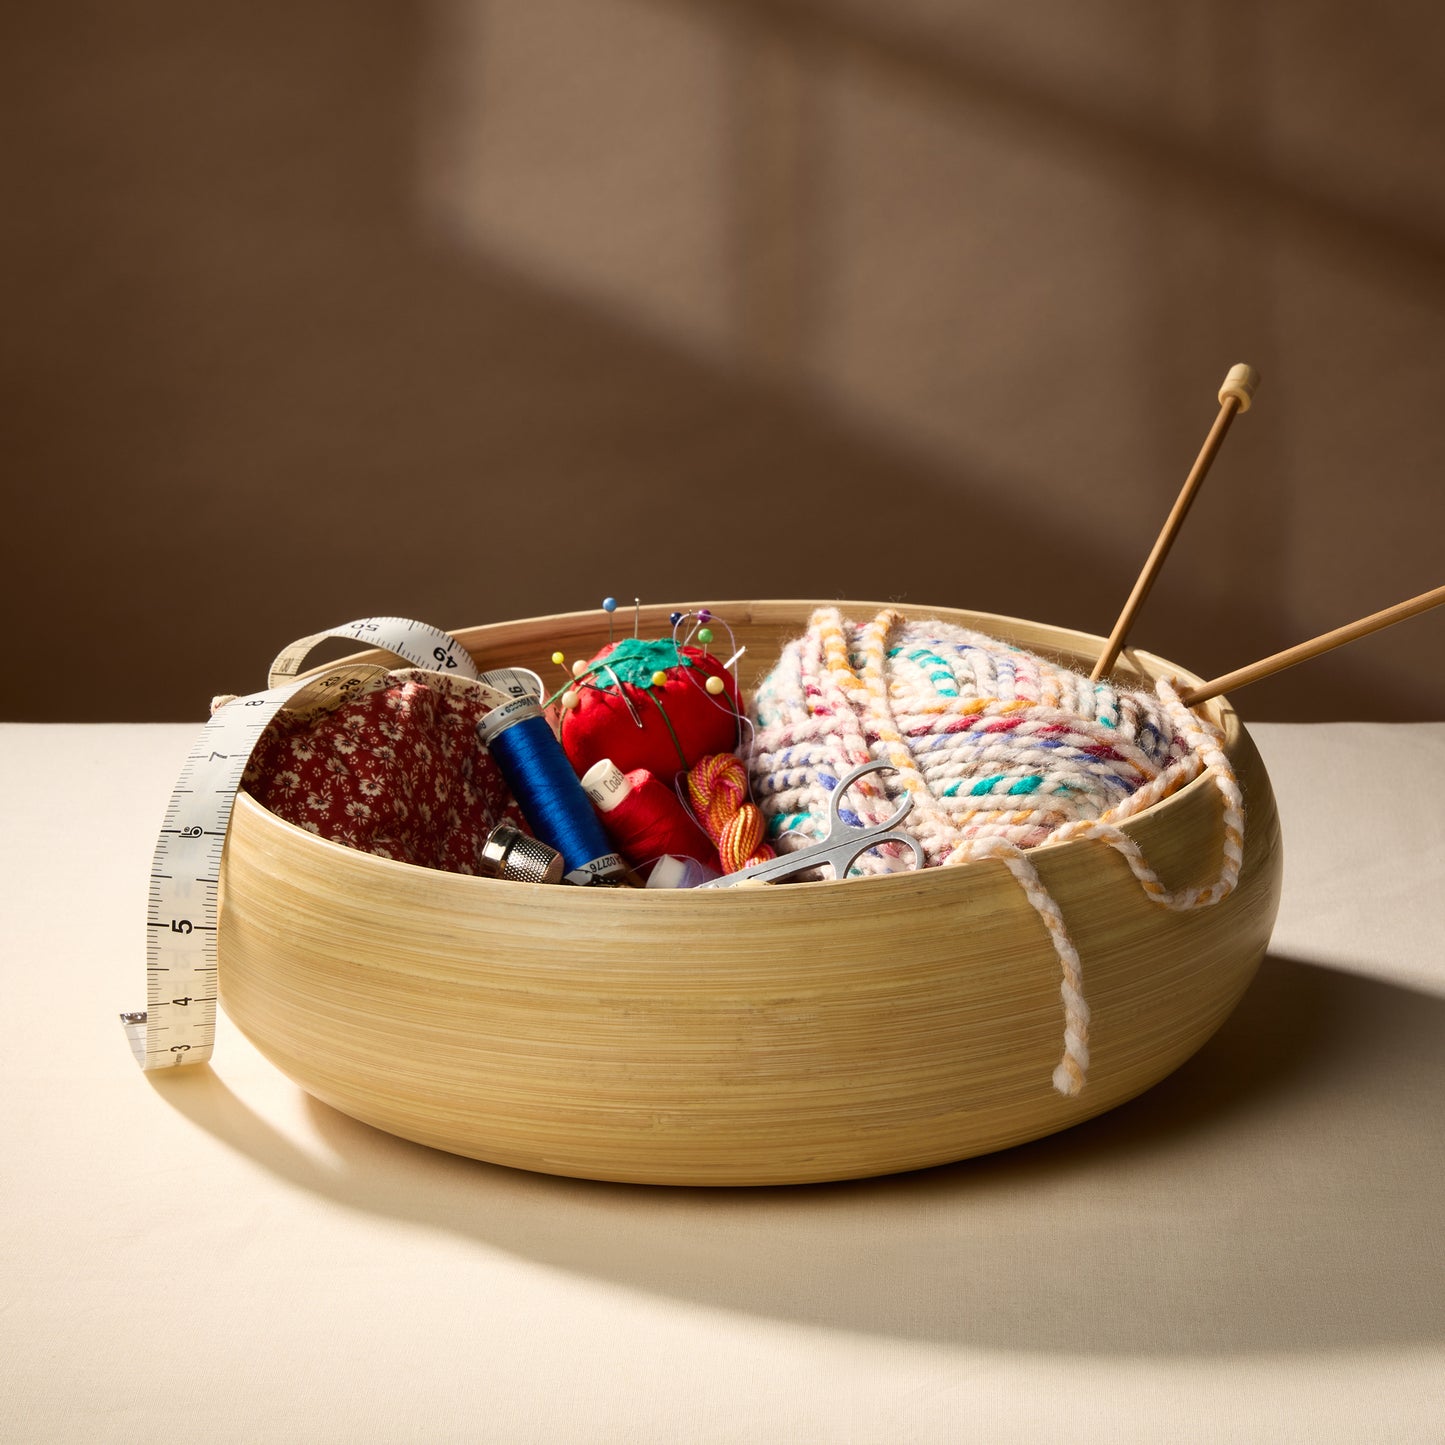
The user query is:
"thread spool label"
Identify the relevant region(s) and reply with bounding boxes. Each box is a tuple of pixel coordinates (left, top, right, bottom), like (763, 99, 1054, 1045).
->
(475, 695, 543, 745)
(564, 852, 627, 885)
(580, 759, 631, 813)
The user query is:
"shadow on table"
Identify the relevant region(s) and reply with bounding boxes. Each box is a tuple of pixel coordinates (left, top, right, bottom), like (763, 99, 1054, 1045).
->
(157, 954, 1445, 1356)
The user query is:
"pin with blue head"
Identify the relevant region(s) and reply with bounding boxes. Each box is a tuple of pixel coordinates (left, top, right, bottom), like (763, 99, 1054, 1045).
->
(602, 596, 617, 647)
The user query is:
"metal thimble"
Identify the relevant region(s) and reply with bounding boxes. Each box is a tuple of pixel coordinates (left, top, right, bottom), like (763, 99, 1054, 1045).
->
(479, 822, 565, 885)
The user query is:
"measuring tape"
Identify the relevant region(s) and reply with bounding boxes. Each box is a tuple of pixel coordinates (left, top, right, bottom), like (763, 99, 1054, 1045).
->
(121, 616, 522, 1071)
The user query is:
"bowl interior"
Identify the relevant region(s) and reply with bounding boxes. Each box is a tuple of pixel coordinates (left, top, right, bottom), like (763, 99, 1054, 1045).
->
(311, 597, 1236, 873)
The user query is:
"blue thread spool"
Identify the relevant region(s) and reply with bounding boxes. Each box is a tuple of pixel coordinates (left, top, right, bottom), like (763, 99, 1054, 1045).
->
(477, 700, 626, 885)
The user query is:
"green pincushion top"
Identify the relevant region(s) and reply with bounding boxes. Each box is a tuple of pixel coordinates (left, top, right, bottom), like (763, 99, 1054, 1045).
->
(593, 637, 694, 687)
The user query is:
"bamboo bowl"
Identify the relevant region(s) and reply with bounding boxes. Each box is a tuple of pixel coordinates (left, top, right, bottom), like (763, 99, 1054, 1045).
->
(219, 601, 1283, 1186)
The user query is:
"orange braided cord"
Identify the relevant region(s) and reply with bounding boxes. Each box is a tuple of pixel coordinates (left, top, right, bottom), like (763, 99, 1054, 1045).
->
(686, 753, 775, 874)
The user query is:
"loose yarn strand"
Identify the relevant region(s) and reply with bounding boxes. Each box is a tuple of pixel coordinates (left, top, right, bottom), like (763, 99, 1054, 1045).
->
(941, 834, 1092, 1094)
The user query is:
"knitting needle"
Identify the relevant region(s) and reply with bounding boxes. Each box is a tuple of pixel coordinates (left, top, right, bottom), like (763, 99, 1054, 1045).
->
(1091, 363, 1260, 681)
(1181, 582, 1445, 706)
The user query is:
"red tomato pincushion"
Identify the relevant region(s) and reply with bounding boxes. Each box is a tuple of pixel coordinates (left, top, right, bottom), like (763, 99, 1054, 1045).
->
(559, 637, 741, 783)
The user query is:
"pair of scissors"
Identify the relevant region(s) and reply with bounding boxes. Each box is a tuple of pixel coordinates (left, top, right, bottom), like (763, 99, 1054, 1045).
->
(699, 759, 926, 887)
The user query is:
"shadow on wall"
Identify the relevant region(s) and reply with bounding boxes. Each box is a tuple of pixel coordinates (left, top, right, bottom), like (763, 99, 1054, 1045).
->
(3, 0, 1444, 720)
(156, 955, 1445, 1356)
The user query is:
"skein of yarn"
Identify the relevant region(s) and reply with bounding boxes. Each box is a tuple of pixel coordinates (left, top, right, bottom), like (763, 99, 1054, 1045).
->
(749, 607, 1245, 1095)
(686, 753, 776, 875)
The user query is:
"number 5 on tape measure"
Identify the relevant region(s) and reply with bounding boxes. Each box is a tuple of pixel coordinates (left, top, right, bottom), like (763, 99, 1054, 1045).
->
(121, 617, 482, 1070)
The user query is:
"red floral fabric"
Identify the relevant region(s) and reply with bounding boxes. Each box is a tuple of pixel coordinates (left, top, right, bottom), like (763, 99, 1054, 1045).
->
(243, 669, 526, 874)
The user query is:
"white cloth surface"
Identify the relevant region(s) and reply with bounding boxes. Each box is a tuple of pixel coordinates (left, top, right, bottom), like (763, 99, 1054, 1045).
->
(1, 721, 1443, 1444)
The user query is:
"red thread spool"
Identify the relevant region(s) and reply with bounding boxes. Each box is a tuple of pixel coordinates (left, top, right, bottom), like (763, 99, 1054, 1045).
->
(581, 759, 721, 873)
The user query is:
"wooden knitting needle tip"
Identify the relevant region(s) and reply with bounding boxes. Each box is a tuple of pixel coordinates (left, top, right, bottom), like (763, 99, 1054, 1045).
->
(1182, 582, 1445, 707)
(1091, 363, 1261, 682)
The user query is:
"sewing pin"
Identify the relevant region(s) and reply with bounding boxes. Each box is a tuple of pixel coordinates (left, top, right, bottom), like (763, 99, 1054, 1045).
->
(603, 596, 617, 646)
(601, 664, 643, 727)
(706, 643, 744, 697)
(634, 597, 641, 639)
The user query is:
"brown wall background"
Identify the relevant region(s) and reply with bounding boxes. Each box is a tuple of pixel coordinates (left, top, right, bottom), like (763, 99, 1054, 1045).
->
(4, 0, 1444, 722)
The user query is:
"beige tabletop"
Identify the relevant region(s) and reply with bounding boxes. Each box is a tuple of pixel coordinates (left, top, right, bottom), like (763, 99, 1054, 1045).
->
(2, 721, 1443, 1443)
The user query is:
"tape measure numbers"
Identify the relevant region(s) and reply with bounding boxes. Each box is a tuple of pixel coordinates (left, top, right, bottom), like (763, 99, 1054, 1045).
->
(267, 617, 478, 689)
(123, 617, 488, 1071)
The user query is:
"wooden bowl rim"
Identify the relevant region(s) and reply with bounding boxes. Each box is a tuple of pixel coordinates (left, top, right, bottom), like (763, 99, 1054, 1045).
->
(243, 599, 1244, 902)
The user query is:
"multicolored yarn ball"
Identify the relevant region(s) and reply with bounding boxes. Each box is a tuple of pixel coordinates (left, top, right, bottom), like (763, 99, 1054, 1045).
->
(685, 753, 775, 874)
(560, 636, 740, 783)
(749, 607, 1245, 1096)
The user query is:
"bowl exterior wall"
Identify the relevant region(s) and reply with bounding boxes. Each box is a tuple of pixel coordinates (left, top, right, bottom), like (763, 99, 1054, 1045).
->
(219, 602, 1283, 1185)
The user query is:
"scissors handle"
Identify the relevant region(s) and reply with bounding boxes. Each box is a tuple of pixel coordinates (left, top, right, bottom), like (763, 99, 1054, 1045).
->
(827, 820, 927, 881)
(827, 759, 913, 836)
(699, 759, 923, 887)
